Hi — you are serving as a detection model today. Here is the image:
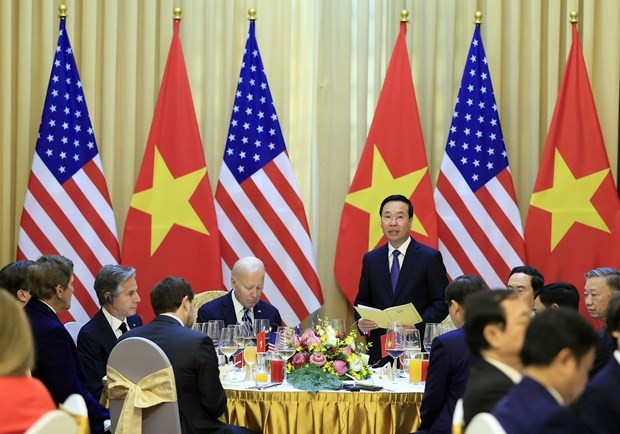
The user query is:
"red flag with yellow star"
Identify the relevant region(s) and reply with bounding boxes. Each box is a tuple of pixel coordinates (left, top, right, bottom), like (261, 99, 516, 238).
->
(334, 20, 437, 304)
(525, 23, 620, 324)
(122, 17, 223, 321)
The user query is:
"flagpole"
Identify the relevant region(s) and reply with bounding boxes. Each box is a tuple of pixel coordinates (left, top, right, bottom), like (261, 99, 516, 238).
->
(248, 8, 256, 21)
(173, 7, 182, 21)
(474, 11, 482, 25)
(58, 4, 67, 19)
(569, 10, 578, 23)
(400, 9, 409, 23)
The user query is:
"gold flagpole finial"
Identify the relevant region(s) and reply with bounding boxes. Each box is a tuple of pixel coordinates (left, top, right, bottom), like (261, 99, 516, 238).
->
(173, 7, 182, 21)
(474, 11, 483, 24)
(248, 8, 257, 21)
(58, 4, 67, 18)
(569, 11, 579, 24)
(400, 10, 409, 23)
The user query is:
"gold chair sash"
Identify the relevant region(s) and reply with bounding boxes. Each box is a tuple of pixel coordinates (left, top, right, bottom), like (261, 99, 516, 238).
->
(58, 403, 90, 434)
(107, 365, 177, 434)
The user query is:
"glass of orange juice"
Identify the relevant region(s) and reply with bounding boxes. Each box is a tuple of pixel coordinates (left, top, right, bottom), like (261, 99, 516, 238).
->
(255, 357, 268, 386)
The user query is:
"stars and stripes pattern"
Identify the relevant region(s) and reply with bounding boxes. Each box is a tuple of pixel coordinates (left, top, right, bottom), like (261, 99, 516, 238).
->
(17, 18, 120, 323)
(434, 26, 525, 287)
(215, 20, 323, 326)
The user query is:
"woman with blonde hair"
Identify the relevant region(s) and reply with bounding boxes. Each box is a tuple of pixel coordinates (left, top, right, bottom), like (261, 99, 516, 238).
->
(0, 289, 55, 433)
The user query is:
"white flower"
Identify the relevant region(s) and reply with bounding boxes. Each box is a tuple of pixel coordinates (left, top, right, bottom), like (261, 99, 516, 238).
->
(349, 356, 363, 372)
(360, 353, 370, 367)
(325, 327, 338, 346)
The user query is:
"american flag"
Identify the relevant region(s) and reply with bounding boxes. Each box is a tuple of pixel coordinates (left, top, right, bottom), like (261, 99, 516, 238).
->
(17, 18, 120, 323)
(215, 20, 323, 325)
(434, 26, 525, 287)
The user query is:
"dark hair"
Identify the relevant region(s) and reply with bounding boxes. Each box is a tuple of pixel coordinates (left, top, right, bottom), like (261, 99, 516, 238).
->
(508, 265, 544, 293)
(464, 290, 517, 357)
(150, 276, 194, 315)
(94, 264, 136, 305)
(379, 195, 413, 218)
(606, 292, 620, 333)
(535, 282, 580, 311)
(445, 274, 488, 304)
(585, 267, 620, 292)
(520, 309, 597, 367)
(28, 255, 74, 300)
(0, 260, 35, 297)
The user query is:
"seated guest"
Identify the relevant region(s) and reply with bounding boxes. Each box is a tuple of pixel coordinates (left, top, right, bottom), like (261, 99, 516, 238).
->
(119, 276, 256, 434)
(533, 281, 580, 313)
(418, 275, 488, 434)
(197, 256, 282, 329)
(0, 289, 56, 432)
(461, 291, 530, 425)
(24, 255, 109, 434)
(492, 309, 597, 434)
(584, 267, 620, 352)
(77, 264, 142, 399)
(0, 260, 35, 305)
(577, 292, 620, 433)
(507, 265, 544, 313)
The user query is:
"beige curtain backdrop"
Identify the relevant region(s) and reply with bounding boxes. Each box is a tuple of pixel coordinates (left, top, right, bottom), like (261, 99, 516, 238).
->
(1, 0, 619, 325)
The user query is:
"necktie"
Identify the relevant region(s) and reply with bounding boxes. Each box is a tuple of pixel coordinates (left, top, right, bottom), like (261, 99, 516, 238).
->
(242, 308, 254, 334)
(119, 322, 128, 334)
(390, 250, 401, 293)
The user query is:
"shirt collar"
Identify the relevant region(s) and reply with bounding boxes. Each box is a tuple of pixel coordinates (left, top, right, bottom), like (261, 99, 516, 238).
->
(40, 300, 57, 314)
(388, 236, 411, 257)
(102, 307, 127, 335)
(160, 313, 185, 327)
(231, 292, 251, 323)
(543, 383, 565, 406)
(484, 356, 523, 384)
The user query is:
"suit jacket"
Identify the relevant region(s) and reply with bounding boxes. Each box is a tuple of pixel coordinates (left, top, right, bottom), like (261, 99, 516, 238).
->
(24, 298, 109, 434)
(599, 326, 616, 353)
(462, 358, 516, 425)
(119, 315, 228, 434)
(577, 356, 620, 434)
(418, 327, 475, 434)
(77, 309, 142, 399)
(493, 376, 584, 434)
(354, 237, 449, 364)
(197, 291, 282, 329)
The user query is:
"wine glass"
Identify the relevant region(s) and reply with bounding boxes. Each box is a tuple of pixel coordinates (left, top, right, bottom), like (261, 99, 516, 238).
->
(243, 340, 257, 381)
(385, 325, 404, 380)
(254, 319, 271, 356)
(205, 322, 220, 346)
(276, 326, 296, 383)
(207, 320, 224, 345)
(192, 322, 206, 334)
(423, 323, 440, 353)
(403, 328, 421, 357)
(327, 319, 346, 337)
(218, 328, 239, 369)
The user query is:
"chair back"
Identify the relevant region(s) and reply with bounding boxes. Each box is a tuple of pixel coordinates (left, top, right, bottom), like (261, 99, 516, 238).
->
(107, 337, 181, 434)
(465, 413, 507, 434)
(192, 290, 228, 322)
(59, 394, 89, 434)
(452, 398, 464, 434)
(25, 410, 79, 434)
(64, 321, 84, 345)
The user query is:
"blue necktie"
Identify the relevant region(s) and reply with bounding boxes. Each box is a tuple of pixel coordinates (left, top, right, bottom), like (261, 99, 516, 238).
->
(242, 308, 254, 334)
(391, 250, 401, 293)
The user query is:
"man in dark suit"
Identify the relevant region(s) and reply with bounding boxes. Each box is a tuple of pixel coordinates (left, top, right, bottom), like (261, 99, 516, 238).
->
(119, 276, 255, 434)
(77, 264, 143, 399)
(507, 265, 544, 313)
(0, 259, 34, 305)
(24, 255, 109, 434)
(492, 309, 597, 434)
(584, 267, 620, 353)
(577, 291, 620, 433)
(461, 291, 530, 425)
(354, 194, 449, 365)
(197, 256, 282, 329)
(418, 275, 487, 434)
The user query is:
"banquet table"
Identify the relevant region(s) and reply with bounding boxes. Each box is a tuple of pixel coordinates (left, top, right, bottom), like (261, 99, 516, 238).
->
(221, 377, 424, 434)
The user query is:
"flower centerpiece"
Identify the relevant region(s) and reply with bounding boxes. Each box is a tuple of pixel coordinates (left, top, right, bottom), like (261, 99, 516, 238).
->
(285, 318, 373, 393)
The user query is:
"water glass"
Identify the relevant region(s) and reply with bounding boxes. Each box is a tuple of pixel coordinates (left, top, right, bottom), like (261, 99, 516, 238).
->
(327, 319, 346, 336)
(276, 326, 296, 383)
(423, 323, 441, 353)
(192, 322, 206, 333)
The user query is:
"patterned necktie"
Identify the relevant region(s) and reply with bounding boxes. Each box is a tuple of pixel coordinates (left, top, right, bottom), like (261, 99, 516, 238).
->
(242, 308, 254, 334)
(119, 322, 128, 334)
(390, 250, 401, 293)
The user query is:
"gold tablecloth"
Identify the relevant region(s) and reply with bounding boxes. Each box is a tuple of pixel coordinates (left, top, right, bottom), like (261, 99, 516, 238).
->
(223, 388, 422, 434)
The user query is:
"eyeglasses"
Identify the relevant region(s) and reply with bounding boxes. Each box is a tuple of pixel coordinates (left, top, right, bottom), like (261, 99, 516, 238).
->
(381, 215, 409, 224)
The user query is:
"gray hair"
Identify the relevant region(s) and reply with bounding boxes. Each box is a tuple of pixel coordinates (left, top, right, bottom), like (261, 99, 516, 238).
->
(231, 256, 264, 279)
(94, 264, 136, 305)
(585, 267, 620, 292)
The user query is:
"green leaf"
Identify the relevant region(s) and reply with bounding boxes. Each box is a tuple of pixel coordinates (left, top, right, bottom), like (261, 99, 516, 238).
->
(287, 365, 343, 394)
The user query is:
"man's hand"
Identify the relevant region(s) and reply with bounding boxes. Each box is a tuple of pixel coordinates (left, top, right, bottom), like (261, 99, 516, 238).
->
(358, 319, 379, 335)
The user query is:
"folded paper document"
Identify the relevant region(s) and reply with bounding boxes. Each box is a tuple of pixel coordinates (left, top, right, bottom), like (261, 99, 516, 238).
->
(354, 303, 423, 329)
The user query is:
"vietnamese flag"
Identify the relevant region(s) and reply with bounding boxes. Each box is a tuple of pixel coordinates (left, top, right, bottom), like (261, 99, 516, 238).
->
(122, 14, 224, 321)
(524, 20, 620, 326)
(334, 16, 438, 305)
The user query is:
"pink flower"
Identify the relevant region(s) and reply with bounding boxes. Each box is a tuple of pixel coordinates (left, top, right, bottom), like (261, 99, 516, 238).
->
(309, 353, 327, 367)
(342, 346, 353, 356)
(300, 328, 321, 347)
(333, 360, 348, 376)
(291, 352, 309, 369)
